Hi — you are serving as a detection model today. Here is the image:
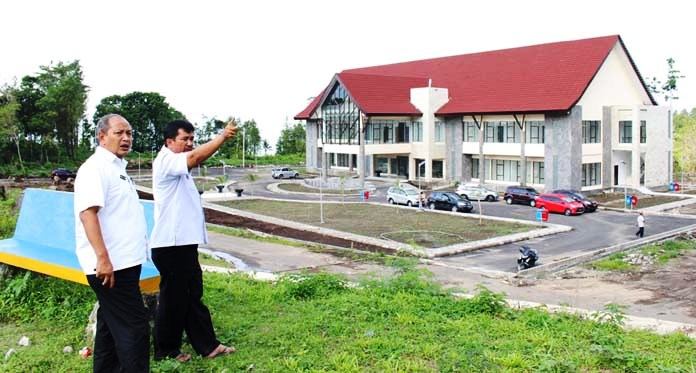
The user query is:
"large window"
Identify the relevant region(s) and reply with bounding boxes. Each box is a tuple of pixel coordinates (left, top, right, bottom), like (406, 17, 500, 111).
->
(463, 121, 478, 142)
(413, 122, 423, 142)
(582, 162, 601, 186)
(640, 120, 646, 143)
(492, 159, 520, 181)
(526, 121, 545, 144)
(530, 161, 544, 184)
(471, 158, 479, 178)
(434, 121, 445, 142)
(432, 160, 443, 178)
(365, 120, 420, 144)
(582, 120, 600, 143)
(321, 84, 359, 145)
(619, 121, 632, 143)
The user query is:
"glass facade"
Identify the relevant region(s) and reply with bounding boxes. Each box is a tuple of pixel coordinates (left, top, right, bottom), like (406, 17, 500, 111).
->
(581, 162, 601, 186)
(365, 120, 421, 144)
(619, 121, 632, 143)
(471, 158, 544, 184)
(640, 120, 646, 143)
(463, 121, 478, 142)
(582, 120, 600, 143)
(479, 121, 544, 144)
(321, 84, 360, 144)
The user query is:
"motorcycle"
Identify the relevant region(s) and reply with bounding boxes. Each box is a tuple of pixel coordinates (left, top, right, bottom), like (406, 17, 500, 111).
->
(517, 245, 538, 271)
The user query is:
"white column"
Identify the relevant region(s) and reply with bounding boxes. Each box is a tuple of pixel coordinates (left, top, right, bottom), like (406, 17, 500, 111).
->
(631, 106, 641, 187)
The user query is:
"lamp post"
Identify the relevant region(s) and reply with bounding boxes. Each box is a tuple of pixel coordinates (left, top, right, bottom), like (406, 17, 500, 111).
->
(242, 126, 245, 168)
(319, 152, 325, 224)
(418, 160, 426, 209)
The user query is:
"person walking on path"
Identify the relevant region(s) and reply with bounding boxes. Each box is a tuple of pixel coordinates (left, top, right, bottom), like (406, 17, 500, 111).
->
(74, 114, 150, 372)
(150, 119, 238, 362)
(636, 212, 646, 238)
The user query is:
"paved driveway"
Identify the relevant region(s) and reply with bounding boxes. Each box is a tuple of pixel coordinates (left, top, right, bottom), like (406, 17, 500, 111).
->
(435, 202, 696, 273)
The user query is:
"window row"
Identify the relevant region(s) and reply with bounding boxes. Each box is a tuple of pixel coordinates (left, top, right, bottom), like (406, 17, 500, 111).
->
(462, 121, 545, 144)
(470, 158, 545, 184)
(618, 120, 647, 144)
(365, 120, 421, 144)
(581, 162, 601, 186)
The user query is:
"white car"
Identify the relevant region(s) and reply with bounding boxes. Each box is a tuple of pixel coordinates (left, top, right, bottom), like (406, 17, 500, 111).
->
(455, 184, 499, 201)
(387, 187, 421, 207)
(271, 167, 299, 179)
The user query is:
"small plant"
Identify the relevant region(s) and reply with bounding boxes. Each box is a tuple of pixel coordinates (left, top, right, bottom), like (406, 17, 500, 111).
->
(278, 272, 348, 300)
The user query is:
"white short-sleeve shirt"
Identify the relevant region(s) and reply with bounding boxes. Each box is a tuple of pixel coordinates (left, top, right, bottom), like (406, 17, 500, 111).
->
(74, 146, 148, 275)
(149, 146, 208, 248)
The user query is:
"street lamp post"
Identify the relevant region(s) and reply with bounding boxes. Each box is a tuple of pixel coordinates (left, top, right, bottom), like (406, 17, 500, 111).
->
(418, 160, 426, 209)
(242, 127, 245, 168)
(319, 156, 324, 224)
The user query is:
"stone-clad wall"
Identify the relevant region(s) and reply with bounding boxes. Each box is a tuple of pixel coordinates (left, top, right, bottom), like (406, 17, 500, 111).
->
(544, 106, 583, 191)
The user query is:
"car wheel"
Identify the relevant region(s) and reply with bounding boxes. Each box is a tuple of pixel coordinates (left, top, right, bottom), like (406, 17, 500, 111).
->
(564, 209, 571, 216)
(505, 197, 512, 205)
(451, 206, 458, 212)
(388, 198, 395, 205)
(293, 174, 298, 178)
(429, 203, 435, 210)
(530, 200, 536, 207)
(486, 195, 495, 202)
(407, 201, 412, 207)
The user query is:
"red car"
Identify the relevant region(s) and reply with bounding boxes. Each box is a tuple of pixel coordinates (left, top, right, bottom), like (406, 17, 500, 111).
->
(535, 193, 585, 216)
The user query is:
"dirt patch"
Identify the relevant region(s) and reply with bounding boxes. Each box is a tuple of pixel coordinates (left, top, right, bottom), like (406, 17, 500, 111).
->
(548, 249, 696, 319)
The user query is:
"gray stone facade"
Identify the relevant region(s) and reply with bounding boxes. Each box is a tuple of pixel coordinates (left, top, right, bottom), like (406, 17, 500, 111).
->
(305, 120, 319, 170)
(445, 118, 463, 181)
(602, 106, 613, 188)
(544, 106, 583, 190)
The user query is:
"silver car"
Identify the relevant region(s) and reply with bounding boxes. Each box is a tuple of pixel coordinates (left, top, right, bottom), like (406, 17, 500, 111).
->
(387, 187, 421, 207)
(455, 184, 499, 201)
(271, 167, 299, 179)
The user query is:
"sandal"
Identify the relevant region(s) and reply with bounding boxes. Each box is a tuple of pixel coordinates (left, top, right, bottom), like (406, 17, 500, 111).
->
(175, 353, 192, 363)
(206, 344, 236, 359)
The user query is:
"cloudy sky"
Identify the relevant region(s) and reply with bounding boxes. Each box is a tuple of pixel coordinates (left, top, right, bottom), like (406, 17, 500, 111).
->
(2, 0, 693, 150)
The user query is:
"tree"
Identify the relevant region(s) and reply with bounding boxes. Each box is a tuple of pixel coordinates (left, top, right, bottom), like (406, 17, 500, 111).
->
(262, 139, 271, 156)
(15, 60, 89, 161)
(0, 84, 25, 174)
(93, 92, 183, 153)
(276, 122, 306, 155)
(647, 58, 686, 105)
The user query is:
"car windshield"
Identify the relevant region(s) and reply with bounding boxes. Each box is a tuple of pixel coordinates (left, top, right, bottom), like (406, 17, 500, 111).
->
(573, 192, 586, 199)
(447, 193, 464, 201)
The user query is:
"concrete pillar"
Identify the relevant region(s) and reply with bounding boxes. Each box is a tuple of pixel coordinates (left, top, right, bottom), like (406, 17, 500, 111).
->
(601, 107, 613, 189)
(631, 106, 641, 187)
(445, 118, 463, 182)
(321, 151, 328, 182)
(544, 106, 583, 190)
(305, 121, 318, 170)
(358, 116, 366, 187)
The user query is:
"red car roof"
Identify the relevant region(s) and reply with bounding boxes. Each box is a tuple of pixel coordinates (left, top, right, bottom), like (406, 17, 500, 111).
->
(295, 35, 655, 120)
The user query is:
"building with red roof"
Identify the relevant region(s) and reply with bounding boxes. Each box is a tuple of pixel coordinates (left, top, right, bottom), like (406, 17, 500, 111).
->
(295, 35, 672, 191)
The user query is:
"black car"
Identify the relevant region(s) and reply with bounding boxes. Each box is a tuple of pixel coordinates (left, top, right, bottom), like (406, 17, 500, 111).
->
(427, 191, 473, 213)
(552, 189, 599, 212)
(504, 186, 539, 206)
(51, 168, 77, 181)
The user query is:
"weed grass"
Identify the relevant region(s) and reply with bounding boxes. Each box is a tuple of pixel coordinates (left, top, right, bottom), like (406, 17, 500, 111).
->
(0, 188, 21, 239)
(276, 182, 345, 194)
(2, 264, 695, 372)
(216, 200, 533, 248)
(589, 239, 696, 271)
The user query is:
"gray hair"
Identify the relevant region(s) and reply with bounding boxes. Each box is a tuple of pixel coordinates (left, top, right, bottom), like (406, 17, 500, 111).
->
(95, 114, 128, 142)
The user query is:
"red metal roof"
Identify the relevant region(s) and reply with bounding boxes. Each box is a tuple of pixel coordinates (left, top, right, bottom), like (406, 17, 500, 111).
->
(295, 35, 653, 119)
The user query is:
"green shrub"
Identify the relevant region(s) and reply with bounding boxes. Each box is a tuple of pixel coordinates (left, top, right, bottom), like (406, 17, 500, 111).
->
(279, 272, 349, 300)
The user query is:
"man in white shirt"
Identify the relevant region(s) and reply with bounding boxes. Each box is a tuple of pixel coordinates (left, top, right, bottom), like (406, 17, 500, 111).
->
(636, 212, 646, 238)
(150, 119, 237, 362)
(74, 114, 149, 372)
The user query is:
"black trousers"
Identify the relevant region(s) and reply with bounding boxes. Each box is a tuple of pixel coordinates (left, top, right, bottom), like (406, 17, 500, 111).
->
(86, 265, 150, 373)
(151, 244, 220, 359)
(636, 227, 645, 237)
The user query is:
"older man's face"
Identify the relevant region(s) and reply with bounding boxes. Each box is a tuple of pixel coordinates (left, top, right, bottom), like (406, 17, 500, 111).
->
(99, 117, 132, 158)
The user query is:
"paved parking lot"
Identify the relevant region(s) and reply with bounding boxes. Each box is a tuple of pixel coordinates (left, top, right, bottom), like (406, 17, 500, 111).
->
(205, 169, 696, 273)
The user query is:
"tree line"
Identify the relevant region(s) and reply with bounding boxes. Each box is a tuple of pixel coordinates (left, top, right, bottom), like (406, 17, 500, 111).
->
(0, 60, 305, 176)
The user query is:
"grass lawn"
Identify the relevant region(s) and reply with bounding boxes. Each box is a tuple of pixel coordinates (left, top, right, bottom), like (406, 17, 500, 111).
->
(215, 200, 533, 248)
(276, 182, 346, 195)
(588, 239, 696, 272)
(2, 267, 695, 372)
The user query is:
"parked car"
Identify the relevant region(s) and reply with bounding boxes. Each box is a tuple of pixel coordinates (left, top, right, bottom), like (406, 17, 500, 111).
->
(535, 193, 585, 215)
(387, 186, 420, 207)
(455, 184, 499, 202)
(504, 186, 540, 206)
(51, 168, 77, 181)
(552, 189, 599, 212)
(271, 167, 299, 179)
(427, 191, 473, 213)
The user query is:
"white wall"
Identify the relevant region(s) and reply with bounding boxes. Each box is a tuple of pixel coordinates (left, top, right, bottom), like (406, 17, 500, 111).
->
(577, 42, 653, 120)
